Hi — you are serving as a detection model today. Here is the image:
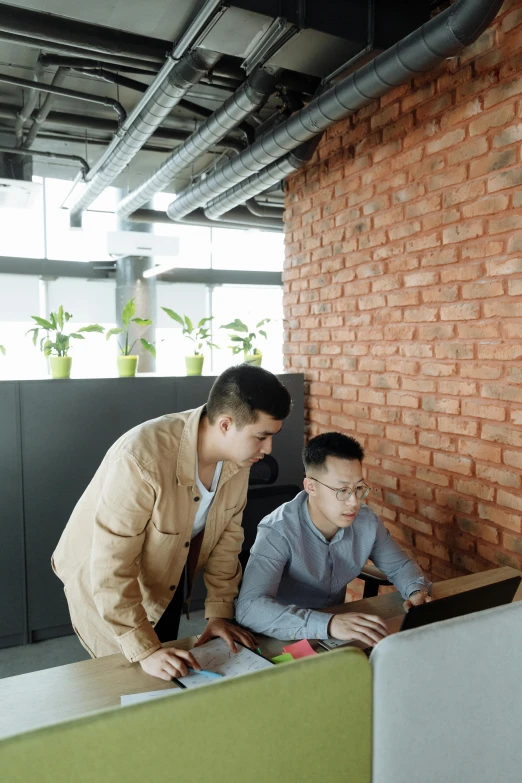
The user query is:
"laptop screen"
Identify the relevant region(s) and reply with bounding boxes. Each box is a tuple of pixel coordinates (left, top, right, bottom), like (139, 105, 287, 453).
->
(400, 576, 522, 632)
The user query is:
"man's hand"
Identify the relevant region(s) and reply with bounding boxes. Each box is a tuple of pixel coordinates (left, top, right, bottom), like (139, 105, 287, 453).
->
(194, 618, 257, 653)
(139, 647, 201, 681)
(403, 591, 432, 611)
(328, 613, 389, 648)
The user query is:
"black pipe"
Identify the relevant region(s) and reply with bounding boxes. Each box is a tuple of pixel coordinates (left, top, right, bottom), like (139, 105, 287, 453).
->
(70, 68, 217, 122)
(0, 103, 245, 152)
(0, 144, 89, 176)
(129, 207, 282, 232)
(0, 2, 168, 64)
(38, 55, 158, 75)
(23, 67, 68, 149)
(0, 74, 126, 123)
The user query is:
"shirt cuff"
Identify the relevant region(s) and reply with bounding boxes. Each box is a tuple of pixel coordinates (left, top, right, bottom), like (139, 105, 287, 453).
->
(407, 581, 432, 598)
(306, 610, 333, 640)
(117, 618, 162, 663)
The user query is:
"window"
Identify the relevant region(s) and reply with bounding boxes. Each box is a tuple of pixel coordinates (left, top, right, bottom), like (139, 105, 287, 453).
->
(211, 285, 284, 374)
(211, 228, 284, 271)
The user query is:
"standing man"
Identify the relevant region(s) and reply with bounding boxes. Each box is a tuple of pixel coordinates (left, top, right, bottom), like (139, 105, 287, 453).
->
(236, 431, 432, 648)
(52, 364, 291, 681)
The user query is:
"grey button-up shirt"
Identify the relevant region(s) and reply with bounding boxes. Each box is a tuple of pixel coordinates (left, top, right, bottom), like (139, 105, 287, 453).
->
(236, 491, 432, 640)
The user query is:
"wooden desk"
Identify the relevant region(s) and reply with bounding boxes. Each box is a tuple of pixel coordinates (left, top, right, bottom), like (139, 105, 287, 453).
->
(1, 566, 520, 740)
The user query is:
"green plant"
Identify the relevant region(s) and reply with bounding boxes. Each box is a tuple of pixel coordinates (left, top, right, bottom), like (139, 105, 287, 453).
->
(162, 308, 218, 355)
(106, 298, 156, 357)
(26, 305, 104, 356)
(221, 318, 270, 357)
(0, 345, 5, 356)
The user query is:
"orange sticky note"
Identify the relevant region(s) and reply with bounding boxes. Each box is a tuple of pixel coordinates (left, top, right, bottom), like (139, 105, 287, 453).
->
(282, 640, 318, 659)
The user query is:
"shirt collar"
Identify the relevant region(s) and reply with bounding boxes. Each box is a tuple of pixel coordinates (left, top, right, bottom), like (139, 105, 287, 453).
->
(301, 494, 346, 545)
(176, 405, 240, 487)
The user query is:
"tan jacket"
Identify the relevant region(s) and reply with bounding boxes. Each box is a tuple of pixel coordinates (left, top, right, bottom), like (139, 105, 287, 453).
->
(52, 406, 248, 662)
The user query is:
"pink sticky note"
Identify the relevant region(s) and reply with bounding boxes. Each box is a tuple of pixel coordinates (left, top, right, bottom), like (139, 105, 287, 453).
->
(282, 639, 318, 659)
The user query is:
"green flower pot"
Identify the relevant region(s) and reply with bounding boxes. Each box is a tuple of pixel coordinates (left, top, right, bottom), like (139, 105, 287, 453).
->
(244, 351, 262, 366)
(117, 355, 139, 377)
(49, 356, 72, 379)
(185, 355, 204, 376)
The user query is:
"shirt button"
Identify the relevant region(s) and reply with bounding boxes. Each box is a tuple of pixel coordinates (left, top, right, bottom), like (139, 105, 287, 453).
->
(184, 541, 190, 548)
(194, 496, 200, 502)
(169, 585, 176, 591)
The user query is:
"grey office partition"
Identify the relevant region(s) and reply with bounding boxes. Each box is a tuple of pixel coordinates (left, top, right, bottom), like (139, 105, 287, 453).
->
(20, 378, 176, 641)
(0, 373, 303, 647)
(0, 383, 26, 648)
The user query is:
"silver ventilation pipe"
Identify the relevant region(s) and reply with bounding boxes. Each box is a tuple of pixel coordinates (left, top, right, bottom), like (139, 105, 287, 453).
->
(115, 66, 279, 221)
(68, 47, 222, 226)
(245, 200, 284, 219)
(128, 207, 282, 232)
(14, 57, 44, 146)
(204, 137, 321, 219)
(166, 0, 505, 222)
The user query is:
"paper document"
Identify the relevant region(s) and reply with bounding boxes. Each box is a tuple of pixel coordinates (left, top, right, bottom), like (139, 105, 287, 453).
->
(176, 637, 273, 689)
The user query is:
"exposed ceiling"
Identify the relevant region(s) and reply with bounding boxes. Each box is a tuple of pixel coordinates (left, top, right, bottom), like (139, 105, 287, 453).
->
(0, 0, 435, 227)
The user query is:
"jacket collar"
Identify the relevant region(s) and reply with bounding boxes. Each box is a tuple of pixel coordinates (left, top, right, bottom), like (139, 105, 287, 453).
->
(176, 405, 241, 486)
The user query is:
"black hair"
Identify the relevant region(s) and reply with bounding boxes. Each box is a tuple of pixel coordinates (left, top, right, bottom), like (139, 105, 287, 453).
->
(303, 431, 365, 473)
(206, 364, 292, 427)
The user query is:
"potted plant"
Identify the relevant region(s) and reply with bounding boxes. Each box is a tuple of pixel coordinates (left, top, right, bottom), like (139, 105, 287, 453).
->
(26, 306, 104, 379)
(220, 318, 270, 366)
(161, 308, 217, 376)
(106, 298, 155, 377)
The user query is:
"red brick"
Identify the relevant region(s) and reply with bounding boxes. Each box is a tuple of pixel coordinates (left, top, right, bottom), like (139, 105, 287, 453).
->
(433, 452, 473, 475)
(416, 535, 449, 561)
(386, 426, 416, 445)
(503, 450, 522, 470)
(458, 438, 501, 463)
(482, 424, 522, 448)
(384, 491, 416, 512)
(442, 221, 484, 245)
(502, 533, 522, 557)
(416, 468, 449, 487)
(461, 280, 504, 299)
(481, 383, 522, 403)
(457, 517, 499, 545)
(476, 463, 520, 488)
(398, 445, 431, 465)
(438, 417, 478, 437)
(418, 324, 455, 341)
(478, 503, 522, 533)
(476, 544, 521, 570)
(419, 432, 456, 451)
(399, 514, 433, 536)
(402, 410, 436, 429)
(461, 400, 506, 421)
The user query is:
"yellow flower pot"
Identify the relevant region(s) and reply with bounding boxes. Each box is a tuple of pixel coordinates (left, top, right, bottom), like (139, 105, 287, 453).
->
(244, 351, 262, 366)
(49, 356, 72, 379)
(117, 355, 139, 377)
(185, 355, 204, 376)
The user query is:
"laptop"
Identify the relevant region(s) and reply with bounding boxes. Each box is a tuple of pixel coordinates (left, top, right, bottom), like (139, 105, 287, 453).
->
(317, 576, 522, 654)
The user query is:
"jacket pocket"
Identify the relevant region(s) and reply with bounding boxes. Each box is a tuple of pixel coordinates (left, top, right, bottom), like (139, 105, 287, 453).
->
(141, 524, 181, 583)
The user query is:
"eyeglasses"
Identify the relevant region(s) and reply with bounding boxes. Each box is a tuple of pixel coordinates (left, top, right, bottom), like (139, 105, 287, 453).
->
(309, 477, 372, 502)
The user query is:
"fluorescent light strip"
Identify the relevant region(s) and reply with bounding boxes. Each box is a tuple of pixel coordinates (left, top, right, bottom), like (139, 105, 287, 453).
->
(143, 261, 178, 278)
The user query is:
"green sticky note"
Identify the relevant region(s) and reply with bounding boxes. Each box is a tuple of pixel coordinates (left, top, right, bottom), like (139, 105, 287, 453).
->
(271, 653, 294, 664)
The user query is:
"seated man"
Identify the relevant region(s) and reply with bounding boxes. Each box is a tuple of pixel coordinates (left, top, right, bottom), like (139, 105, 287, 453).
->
(236, 432, 432, 649)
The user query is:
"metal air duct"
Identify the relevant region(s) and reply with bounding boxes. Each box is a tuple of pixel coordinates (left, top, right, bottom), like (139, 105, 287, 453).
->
(166, 0, 505, 223)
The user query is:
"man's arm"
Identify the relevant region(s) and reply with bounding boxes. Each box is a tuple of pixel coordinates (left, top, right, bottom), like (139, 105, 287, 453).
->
(90, 452, 161, 663)
(235, 527, 332, 640)
(370, 517, 432, 599)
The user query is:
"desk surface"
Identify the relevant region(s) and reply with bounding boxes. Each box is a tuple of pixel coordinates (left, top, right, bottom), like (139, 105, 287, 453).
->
(1, 566, 521, 740)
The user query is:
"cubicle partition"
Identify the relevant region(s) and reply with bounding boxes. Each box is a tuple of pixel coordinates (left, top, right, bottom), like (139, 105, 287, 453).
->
(0, 373, 304, 648)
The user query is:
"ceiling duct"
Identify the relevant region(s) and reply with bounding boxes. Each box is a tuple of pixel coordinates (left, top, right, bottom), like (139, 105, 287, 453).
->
(193, 0, 431, 79)
(166, 0, 505, 224)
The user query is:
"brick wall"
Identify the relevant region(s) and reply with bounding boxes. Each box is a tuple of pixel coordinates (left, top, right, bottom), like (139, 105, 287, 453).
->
(283, 0, 522, 590)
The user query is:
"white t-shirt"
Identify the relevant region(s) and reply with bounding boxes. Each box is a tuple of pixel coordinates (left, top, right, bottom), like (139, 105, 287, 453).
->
(191, 454, 223, 539)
